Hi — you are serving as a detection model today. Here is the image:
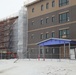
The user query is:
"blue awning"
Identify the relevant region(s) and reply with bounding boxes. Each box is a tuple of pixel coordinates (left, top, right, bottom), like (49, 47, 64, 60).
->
(37, 38, 76, 46)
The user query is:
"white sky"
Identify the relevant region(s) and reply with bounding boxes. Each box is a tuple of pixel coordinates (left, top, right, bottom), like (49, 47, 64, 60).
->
(0, 0, 35, 19)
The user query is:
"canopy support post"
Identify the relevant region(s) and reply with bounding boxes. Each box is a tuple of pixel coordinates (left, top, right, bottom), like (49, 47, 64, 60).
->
(64, 42, 66, 58)
(42, 46, 45, 61)
(69, 42, 70, 59)
(38, 45, 40, 60)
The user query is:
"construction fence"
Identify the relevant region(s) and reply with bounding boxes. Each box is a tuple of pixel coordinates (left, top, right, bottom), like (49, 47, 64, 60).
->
(27, 46, 76, 60)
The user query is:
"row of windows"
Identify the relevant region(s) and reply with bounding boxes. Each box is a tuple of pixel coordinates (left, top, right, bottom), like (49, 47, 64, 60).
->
(32, 0, 69, 12)
(32, 12, 69, 25)
(40, 48, 56, 54)
(31, 29, 69, 39)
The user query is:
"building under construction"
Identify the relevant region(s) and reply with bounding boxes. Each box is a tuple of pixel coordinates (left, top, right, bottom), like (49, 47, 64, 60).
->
(0, 5, 28, 59)
(0, 16, 18, 59)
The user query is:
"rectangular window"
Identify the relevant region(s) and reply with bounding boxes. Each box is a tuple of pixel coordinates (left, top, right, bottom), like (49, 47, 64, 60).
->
(40, 49, 42, 54)
(45, 48, 49, 54)
(52, 32, 55, 38)
(46, 33, 49, 39)
(41, 5, 44, 11)
(52, 0, 55, 7)
(40, 34, 43, 39)
(59, 29, 69, 38)
(59, 12, 69, 23)
(46, 18, 49, 23)
(59, 0, 69, 7)
(52, 16, 55, 22)
(32, 21, 34, 25)
(41, 19, 43, 25)
(32, 8, 34, 12)
(46, 3, 49, 9)
(31, 34, 34, 39)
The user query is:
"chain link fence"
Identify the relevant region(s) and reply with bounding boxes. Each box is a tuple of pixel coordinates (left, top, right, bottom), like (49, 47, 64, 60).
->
(27, 46, 76, 61)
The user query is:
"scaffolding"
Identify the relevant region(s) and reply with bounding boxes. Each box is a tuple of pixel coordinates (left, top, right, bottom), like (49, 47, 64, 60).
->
(0, 5, 28, 59)
(17, 6, 28, 59)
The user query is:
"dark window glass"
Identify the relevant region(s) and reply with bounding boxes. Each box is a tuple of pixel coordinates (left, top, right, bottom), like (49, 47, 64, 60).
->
(32, 21, 34, 25)
(46, 33, 49, 39)
(46, 3, 49, 9)
(59, 0, 69, 7)
(59, 29, 69, 38)
(32, 8, 34, 12)
(46, 18, 49, 23)
(52, 16, 55, 22)
(41, 19, 43, 25)
(40, 49, 42, 54)
(45, 48, 49, 54)
(41, 5, 44, 11)
(52, 0, 55, 7)
(52, 32, 55, 38)
(40, 34, 43, 39)
(59, 12, 69, 23)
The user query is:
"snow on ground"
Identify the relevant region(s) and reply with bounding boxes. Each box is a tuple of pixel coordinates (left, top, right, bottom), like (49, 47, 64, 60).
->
(0, 59, 76, 75)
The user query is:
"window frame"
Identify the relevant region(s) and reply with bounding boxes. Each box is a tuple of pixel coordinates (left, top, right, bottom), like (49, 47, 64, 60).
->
(32, 21, 34, 25)
(40, 33, 43, 39)
(46, 17, 49, 24)
(52, 32, 55, 38)
(41, 19, 43, 25)
(41, 5, 44, 11)
(52, 0, 55, 7)
(59, 0, 69, 7)
(59, 12, 69, 23)
(45, 32, 49, 39)
(52, 16, 55, 22)
(32, 8, 34, 12)
(59, 29, 69, 38)
(46, 3, 49, 9)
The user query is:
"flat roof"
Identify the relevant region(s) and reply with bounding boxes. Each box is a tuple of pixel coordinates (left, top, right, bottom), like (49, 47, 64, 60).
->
(26, 0, 41, 7)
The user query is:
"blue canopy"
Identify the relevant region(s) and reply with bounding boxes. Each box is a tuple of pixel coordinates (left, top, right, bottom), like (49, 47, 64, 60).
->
(37, 38, 76, 46)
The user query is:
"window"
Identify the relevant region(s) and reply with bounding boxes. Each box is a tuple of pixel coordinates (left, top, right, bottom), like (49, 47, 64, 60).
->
(32, 21, 34, 25)
(46, 18, 49, 23)
(46, 3, 49, 9)
(46, 33, 49, 39)
(41, 5, 44, 11)
(59, 12, 69, 23)
(32, 8, 34, 12)
(45, 48, 49, 54)
(52, 48, 55, 54)
(31, 34, 34, 39)
(52, 32, 55, 38)
(59, 0, 69, 7)
(52, 0, 55, 7)
(59, 29, 69, 38)
(41, 19, 43, 25)
(52, 16, 55, 22)
(40, 49, 42, 54)
(40, 33, 43, 39)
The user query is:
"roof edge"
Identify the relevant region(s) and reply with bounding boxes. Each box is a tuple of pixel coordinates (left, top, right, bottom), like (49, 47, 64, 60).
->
(26, 0, 42, 7)
(37, 38, 72, 45)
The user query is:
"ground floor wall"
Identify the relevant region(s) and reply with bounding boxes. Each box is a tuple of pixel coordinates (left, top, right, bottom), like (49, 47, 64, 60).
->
(0, 50, 17, 59)
(27, 45, 76, 59)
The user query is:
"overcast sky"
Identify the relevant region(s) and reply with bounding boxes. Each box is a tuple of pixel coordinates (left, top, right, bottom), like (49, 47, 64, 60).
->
(0, 0, 35, 19)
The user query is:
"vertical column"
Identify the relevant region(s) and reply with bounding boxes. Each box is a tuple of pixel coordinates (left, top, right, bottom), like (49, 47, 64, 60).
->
(69, 43, 70, 59)
(64, 43, 66, 58)
(38, 46, 40, 60)
(42, 46, 45, 61)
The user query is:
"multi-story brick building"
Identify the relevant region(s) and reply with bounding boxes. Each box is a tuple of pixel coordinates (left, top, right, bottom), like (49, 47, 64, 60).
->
(26, 0, 76, 59)
(0, 16, 18, 59)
